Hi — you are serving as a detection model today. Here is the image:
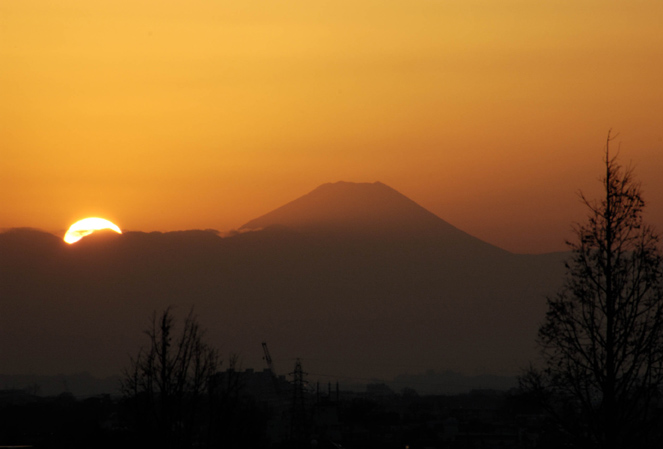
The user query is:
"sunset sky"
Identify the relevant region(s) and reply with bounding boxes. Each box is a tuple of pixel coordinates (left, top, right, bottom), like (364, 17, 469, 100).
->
(3, 0, 663, 254)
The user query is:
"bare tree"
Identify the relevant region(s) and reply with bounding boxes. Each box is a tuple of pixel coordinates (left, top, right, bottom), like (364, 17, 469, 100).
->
(122, 307, 220, 448)
(521, 135, 663, 449)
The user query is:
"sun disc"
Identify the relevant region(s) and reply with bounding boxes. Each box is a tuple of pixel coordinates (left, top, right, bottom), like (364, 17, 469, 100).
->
(64, 217, 122, 244)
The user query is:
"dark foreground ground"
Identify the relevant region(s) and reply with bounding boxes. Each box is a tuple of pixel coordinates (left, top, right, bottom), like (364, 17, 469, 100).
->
(0, 373, 560, 449)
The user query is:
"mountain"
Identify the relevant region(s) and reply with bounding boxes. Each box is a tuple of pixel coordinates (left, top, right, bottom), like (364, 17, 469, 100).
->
(0, 182, 567, 389)
(243, 181, 470, 235)
(241, 181, 507, 257)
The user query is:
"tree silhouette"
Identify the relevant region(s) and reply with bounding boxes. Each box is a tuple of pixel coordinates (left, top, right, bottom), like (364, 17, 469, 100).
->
(122, 307, 220, 448)
(521, 135, 663, 449)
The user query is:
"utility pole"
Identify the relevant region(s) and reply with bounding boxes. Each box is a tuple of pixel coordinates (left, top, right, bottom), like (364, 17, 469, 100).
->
(290, 358, 308, 445)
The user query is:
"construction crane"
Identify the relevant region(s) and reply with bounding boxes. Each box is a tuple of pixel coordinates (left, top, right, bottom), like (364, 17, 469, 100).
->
(262, 342, 276, 374)
(262, 342, 281, 392)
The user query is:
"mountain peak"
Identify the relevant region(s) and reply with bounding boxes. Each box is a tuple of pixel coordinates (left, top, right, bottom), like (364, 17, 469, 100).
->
(240, 181, 508, 254)
(241, 181, 429, 232)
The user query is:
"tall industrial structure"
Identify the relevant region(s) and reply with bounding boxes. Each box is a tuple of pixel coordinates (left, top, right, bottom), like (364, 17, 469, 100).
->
(290, 358, 309, 444)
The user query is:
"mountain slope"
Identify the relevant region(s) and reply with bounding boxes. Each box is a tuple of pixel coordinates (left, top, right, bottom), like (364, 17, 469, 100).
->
(241, 181, 509, 256)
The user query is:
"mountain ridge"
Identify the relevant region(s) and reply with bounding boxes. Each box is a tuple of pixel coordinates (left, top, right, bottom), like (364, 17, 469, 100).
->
(0, 182, 566, 382)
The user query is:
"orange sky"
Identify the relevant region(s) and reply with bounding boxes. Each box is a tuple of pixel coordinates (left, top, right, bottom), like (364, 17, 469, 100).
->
(3, 0, 663, 254)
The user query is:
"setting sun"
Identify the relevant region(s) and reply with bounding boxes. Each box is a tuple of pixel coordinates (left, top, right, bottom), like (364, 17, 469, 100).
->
(64, 217, 122, 244)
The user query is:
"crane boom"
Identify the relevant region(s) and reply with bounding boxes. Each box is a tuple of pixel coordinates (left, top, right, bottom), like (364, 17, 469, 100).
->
(262, 342, 281, 393)
(262, 341, 275, 374)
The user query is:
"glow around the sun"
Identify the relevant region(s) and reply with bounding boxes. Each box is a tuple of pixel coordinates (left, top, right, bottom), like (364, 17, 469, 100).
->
(64, 217, 122, 244)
